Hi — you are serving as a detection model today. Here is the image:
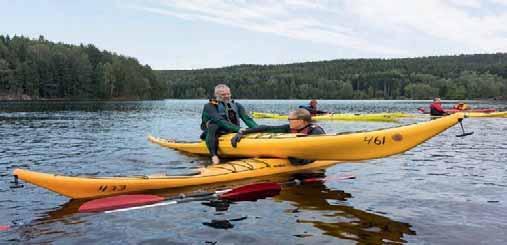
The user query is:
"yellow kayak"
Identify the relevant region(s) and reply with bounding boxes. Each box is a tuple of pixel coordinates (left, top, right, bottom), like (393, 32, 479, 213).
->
(251, 112, 407, 122)
(13, 158, 339, 199)
(149, 113, 464, 161)
(464, 111, 507, 118)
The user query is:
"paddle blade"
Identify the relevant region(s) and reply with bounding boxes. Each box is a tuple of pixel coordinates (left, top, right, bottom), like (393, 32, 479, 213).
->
(456, 132, 474, 137)
(219, 182, 281, 201)
(79, 194, 165, 213)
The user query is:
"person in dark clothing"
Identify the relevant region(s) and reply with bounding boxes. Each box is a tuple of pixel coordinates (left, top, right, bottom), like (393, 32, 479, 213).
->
(230, 108, 325, 165)
(201, 84, 257, 164)
(299, 99, 328, 115)
(429, 97, 448, 116)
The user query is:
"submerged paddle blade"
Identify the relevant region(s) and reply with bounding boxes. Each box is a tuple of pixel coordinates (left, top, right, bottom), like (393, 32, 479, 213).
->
(456, 132, 474, 137)
(219, 182, 281, 201)
(79, 194, 165, 213)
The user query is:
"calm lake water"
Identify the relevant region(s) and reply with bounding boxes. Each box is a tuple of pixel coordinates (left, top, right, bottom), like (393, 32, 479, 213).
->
(1, 100, 506, 244)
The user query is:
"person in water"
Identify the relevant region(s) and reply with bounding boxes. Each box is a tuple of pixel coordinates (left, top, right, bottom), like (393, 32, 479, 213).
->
(429, 97, 448, 116)
(299, 99, 328, 115)
(230, 108, 325, 165)
(201, 84, 258, 164)
(453, 102, 469, 110)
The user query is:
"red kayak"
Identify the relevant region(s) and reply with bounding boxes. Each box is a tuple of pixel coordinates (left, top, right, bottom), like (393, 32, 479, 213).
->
(417, 107, 496, 114)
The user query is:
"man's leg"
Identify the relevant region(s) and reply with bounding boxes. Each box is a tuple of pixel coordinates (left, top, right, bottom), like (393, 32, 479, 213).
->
(205, 123, 221, 164)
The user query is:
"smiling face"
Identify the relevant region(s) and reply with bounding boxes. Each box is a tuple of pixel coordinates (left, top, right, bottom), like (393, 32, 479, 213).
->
(215, 87, 231, 103)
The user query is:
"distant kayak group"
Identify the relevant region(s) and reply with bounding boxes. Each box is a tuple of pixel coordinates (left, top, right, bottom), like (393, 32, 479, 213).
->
(418, 97, 506, 117)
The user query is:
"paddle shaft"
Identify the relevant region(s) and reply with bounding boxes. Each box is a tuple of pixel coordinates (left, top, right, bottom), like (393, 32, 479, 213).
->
(105, 189, 231, 213)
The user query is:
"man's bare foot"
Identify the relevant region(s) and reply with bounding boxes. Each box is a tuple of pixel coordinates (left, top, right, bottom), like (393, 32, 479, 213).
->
(211, 155, 220, 164)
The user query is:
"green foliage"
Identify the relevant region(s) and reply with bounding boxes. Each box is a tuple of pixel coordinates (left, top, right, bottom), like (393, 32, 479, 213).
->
(0, 35, 166, 100)
(157, 54, 507, 99)
(2, 34, 506, 100)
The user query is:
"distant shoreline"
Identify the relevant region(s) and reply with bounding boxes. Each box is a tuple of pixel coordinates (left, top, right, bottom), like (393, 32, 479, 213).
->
(1, 96, 505, 102)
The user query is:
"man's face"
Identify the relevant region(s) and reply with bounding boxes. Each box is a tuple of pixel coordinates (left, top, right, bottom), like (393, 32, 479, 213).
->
(288, 113, 306, 130)
(310, 101, 317, 107)
(216, 88, 231, 102)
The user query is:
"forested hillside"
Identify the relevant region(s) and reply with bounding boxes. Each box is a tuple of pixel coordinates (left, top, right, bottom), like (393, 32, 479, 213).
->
(2, 34, 506, 100)
(158, 54, 507, 100)
(0, 35, 166, 100)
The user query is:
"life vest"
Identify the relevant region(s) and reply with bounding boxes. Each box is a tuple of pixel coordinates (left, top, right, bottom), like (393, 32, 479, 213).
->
(454, 104, 468, 110)
(290, 123, 322, 134)
(216, 100, 240, 126)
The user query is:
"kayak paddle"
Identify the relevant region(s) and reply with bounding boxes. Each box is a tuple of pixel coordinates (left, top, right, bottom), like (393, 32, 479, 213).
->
(455, 118, 473, 137)
(79, 174, 356, 213)
(79, 182, 282, 213)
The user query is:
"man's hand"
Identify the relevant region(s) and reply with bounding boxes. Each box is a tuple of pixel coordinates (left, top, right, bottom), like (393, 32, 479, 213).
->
(231, 132, 244, 148)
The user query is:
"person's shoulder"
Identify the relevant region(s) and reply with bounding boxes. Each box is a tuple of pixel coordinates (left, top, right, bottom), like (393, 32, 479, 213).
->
(309, 124, 325, 134)
(233, 100, 246, 108)
(203, 99, 218, 109)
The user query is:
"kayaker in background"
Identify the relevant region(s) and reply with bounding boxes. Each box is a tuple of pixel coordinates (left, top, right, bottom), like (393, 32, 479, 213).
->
(453, 102, 470, 110)
(429, 97, 448, 116)
(299, 99, 328, 115)
(201, 84, 258, 164)
(230, 108, 325, 165)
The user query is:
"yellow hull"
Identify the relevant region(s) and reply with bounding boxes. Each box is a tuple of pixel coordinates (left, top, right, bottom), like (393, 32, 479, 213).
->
(251, 112, 404, 122)
(149, 113, 464, 161)
(13, 158, 340, 199)
(465, 111, 507, 118)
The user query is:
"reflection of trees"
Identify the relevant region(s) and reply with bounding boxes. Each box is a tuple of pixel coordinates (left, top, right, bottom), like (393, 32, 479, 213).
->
(274, 181, 416, 244)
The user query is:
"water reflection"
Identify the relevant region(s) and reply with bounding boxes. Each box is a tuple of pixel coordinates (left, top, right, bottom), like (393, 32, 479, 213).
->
(272, 174, 416, 244)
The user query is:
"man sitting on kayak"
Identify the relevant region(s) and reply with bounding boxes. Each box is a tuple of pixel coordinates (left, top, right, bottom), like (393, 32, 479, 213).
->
(201, 84, 258, 164)
(429, 97, 448, 116)
(299, 99, 328, 115)
(230, 108, 325, 165)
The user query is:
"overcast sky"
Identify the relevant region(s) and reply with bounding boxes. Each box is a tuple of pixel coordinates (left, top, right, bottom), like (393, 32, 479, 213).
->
(2, 0, 507, 69)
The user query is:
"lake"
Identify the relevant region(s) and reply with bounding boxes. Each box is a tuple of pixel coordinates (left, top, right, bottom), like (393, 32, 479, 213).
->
(1, 99, 506, 244)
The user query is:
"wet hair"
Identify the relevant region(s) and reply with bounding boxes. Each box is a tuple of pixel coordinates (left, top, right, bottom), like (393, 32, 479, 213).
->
(290, 108, 312, 122)
(214, 84, 230, 96)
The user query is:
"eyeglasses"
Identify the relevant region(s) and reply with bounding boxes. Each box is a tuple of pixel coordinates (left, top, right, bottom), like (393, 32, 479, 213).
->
(288, 118, 300, 121)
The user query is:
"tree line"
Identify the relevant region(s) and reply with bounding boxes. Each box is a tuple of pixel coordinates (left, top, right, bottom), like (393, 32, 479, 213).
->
(0, 35, 166, 100)
(158, 54, 507, 100)
(1, 34, 506, 100)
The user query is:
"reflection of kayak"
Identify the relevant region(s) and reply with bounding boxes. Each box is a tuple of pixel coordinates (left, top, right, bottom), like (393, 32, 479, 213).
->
(149, 113, 463, 161)
(13, 158, 339, 199)
(417, 108, 506, 118)
(252, 112, 406, 122)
